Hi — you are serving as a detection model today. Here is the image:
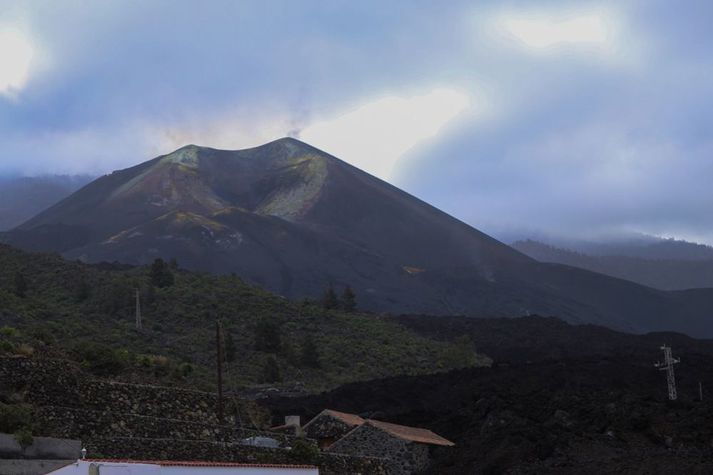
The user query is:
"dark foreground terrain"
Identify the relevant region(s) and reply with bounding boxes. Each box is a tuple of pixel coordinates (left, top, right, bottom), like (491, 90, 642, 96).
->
(266, 317, 713, 474)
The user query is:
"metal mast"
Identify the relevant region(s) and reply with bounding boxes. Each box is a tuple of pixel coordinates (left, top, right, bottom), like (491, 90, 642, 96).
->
(135, 289, 142, 330)
(654, 345, 680, 400)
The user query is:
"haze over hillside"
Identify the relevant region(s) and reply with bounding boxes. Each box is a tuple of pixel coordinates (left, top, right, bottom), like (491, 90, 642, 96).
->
(0, 175, 93, 231)
(513, 239, 713, 291)
(4, 138, 713, 337)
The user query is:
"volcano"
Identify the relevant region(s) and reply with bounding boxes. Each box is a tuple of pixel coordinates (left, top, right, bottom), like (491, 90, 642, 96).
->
(5, 138, 713, 336)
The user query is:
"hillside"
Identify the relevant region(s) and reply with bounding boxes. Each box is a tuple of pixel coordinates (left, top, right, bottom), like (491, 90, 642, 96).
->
(0, 244, 487, 393)
(0, 175, 93, 231)
(4, 138, 713, 337)
(513, 239, 713, 290)
(546, 236, 713, 261)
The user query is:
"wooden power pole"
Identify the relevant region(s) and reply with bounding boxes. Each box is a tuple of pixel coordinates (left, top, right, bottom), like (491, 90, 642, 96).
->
(216, 320, 224, 424)
(135, 289, 142, 330)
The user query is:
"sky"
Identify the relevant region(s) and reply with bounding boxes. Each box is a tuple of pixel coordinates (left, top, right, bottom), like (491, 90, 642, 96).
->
(1, 0, 712, 244)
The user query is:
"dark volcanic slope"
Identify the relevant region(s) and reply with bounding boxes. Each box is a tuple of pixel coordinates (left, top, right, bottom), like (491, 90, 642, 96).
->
(4, 138, 713, 336)
(266, 316, 713, 474)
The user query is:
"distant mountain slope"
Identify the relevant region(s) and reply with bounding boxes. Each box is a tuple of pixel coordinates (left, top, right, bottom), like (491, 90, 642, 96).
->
(4, 138, 713, 337)
(0, 175, 93, 230)
(513, 239, 713, 290)
(517, 235, 713, 260)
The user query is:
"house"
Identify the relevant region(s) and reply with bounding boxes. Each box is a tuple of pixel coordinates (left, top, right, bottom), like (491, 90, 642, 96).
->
(301, 409, 365, 449)
(269, 416, 303, 437)
(48, 459, 319, 475)
(302, 409, 454, 475)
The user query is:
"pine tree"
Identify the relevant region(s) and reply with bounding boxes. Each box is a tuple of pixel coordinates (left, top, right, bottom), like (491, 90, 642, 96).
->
(322, 285, 338, 310)
(13, 272, 27, 298)
(74, 275, 90, 302)
(300, 335, 320, 368)
(341, 286, 356, 312)
(261, 356, 282, 383)
(149, 258, 174, 288)
(224, 330, 236, 363)
(254, 318, 282, 353)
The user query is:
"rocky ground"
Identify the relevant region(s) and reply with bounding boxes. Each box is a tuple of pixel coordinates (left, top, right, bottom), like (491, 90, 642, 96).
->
(265, 316, 713, 474)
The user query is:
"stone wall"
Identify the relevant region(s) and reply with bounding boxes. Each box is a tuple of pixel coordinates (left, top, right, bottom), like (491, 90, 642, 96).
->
(0, 357, 389, 474)
(0, 356, 269, 430)
(0, 357, 82, 406)
(328, 423, 430, 475)
(34, 406, 298, 447)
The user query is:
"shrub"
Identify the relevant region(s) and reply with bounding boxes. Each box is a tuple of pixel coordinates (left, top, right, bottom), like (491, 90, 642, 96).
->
(14, 344, 34, 357)
(14, 427, 33, 447)
(0, 340, 14, 353)
(30, 327, 56, 346)
(0, 326, 18, 337)
(175, 362, 194, 378)
(137, 354, 172, 377)
(290, 438, 319, 463)
(75, 342, 127, 376)
(0, 403, 32, 433)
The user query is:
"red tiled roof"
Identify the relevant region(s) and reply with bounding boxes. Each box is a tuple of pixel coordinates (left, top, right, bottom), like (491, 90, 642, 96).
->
(366, 420, 455, 447)
(321, 409, 366, 427)
(83, 459, 316, 469)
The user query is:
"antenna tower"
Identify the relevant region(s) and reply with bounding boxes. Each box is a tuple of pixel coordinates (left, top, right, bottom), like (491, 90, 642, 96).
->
(654, 345, 680, 400)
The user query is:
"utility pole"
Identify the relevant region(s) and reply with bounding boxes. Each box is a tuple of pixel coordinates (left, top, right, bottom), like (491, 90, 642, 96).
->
(216, 320, 224, 424)
(699, 381, 704, 401)
(654, 345, 680, 401)
(135, 289, 142, 330)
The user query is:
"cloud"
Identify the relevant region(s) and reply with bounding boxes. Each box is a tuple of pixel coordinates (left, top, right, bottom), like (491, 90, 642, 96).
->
(497, 11, 610, 49)
(0, 26, 35, 97)
(2, 0, 713, 245)
(484, 6, 633, 64)
(299, 88, 471, 180)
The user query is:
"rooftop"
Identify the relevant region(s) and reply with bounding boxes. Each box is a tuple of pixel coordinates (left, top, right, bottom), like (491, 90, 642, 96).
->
(82, 459, 317, 469)
(309, 408, 455, 446)
(320, 409, 366, 427)
(366, 419, 455, 447)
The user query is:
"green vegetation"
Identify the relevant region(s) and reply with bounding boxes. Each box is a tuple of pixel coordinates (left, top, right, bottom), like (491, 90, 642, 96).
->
(0, 402, 34, 445)
(0, 244, 489, 392)
(261, 355, 282, 383)
(149, 258, 175, 288)
(299, 334, 320, 368)
(290, 438, 320, 464)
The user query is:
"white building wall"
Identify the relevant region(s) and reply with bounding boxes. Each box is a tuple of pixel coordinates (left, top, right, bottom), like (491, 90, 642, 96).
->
(49, 460, 318, 475)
